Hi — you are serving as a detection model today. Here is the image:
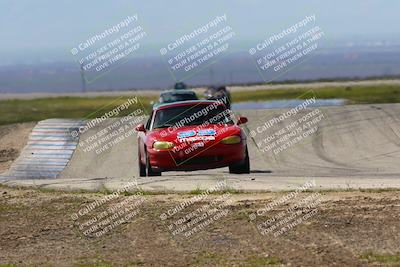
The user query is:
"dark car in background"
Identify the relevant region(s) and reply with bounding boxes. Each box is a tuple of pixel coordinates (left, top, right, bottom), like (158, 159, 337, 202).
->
(204, 86, 232, 109)
(153, 90, 198, 107)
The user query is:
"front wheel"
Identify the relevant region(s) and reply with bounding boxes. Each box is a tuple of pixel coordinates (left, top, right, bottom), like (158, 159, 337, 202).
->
(138, 150, 146, 177)
(145, 150, 161, 177)
(229, 146, 250, 174)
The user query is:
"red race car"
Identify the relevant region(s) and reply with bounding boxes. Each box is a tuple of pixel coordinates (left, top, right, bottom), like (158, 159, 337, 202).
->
(135, 100, 250, 176)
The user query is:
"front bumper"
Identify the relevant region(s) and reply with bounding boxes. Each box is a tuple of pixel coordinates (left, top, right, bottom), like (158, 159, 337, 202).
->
(147, 142, 246, 172)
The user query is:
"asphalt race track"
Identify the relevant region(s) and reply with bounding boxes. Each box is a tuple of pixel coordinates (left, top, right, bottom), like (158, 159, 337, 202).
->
(2, 103, 400, 192)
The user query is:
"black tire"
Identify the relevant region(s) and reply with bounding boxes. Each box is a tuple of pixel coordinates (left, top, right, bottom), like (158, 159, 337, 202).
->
(229, 146, 250, 174)
(138, 150, 146, 177)
(145, 150, 161, 177)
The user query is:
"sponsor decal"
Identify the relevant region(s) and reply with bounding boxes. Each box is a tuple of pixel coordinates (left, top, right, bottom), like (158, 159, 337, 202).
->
(177, 130, 196, 139)
(179, 136, 215, 143)
(177, 129, 217, 142)
(198, 129, 216, 136)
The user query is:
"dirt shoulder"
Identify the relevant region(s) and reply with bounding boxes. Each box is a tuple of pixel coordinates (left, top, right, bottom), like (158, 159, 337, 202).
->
(0, 122, 36, 174)
(0, 186, 399, 267)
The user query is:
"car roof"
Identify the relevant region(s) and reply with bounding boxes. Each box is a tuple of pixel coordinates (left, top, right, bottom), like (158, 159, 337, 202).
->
(160, 89, 196, 95)
(153, 100, 224, 110)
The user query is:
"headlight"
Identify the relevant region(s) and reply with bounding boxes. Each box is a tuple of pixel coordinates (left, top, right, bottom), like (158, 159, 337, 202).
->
(220, 135, 241, 144)
(153, 141, 174, 150)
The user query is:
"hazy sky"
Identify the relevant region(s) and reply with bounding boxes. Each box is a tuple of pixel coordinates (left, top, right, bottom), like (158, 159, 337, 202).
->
(0, 0, 399, 61)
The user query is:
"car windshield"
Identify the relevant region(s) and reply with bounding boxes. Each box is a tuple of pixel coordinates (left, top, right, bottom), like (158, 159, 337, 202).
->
(160, 93, 197, 103)
(153, 104, 233, 129)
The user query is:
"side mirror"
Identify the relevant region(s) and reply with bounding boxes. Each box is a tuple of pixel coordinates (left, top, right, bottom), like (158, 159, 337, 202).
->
(135, 124, 146, 132)
(237, 116, 248, 125)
